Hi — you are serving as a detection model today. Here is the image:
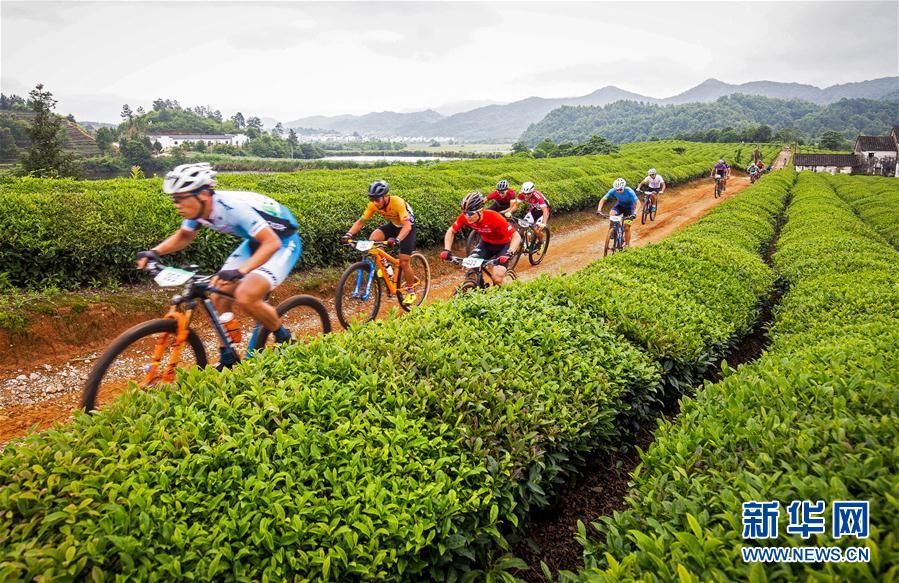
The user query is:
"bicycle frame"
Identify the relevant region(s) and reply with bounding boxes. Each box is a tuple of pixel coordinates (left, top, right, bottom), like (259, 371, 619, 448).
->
(143, 266, 240, 384)
(348, 242, 403, 299)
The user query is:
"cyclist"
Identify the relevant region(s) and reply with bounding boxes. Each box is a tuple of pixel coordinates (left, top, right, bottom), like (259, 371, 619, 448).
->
(486, 179, 517, 215)
(440, 191, 521, 286)
(342, 180, 418, 305)
(757, 160, 767, 173)
(135, 162, 301, 369)
(597, 177, 638, 247)
(711, 159, 730, 191)
(508, 181, 550, 244)
(747, 162, 759, 182)
(636, 168, 665, 212)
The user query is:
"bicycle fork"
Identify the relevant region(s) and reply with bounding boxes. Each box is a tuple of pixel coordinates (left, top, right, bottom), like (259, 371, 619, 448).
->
(147, 308, 194, 384)
(354, 259, 377, 300)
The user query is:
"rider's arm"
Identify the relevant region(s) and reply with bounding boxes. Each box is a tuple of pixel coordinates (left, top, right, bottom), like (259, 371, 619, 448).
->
(152, 227, 198, 256)
(396, 218, 413, 244)
(443, 225, 457, 251)
(509, 230, 522, 254)
(238, 226, 282, 275)
(597, 194, 609, 213)
(506, 199, 519, 215)
(660, 178, 666, 193)
(346, 217, 366, 237)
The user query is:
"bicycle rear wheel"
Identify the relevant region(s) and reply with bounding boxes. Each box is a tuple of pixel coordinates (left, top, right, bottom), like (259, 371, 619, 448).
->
(82, 318, 207, 412)
(529, 226, 550, 265)
(396, 252, 431, 312)
(335, 262, 381, 329)
(246, 295, 331, 352)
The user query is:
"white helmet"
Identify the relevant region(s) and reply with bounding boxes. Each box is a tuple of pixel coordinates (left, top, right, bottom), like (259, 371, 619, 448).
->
(613, 178, 626, 189)
(648, 168, 657, 176)
(520, 181, 535, 194)
(163, 162, 217, 195)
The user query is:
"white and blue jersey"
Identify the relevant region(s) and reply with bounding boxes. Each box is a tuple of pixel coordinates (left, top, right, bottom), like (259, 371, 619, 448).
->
(603, 187, 639, 214)
(182, 190, 302, 288)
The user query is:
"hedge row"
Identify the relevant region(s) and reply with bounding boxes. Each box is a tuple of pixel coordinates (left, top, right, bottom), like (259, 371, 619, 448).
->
(0, 141, 779, 289)
(0, 171, 787, 581)
(823, 173, 899, 249)
(573, 171, 898, 582)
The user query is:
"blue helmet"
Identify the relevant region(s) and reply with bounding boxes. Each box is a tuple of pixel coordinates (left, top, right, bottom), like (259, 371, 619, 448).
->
(368, 180, 389, 198)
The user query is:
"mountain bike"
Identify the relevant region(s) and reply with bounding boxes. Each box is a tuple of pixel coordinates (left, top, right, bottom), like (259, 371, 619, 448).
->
(515, 217, 551, 266)
(714, 175, 724, 198)
(599, 212, 636, 256)
(335, 240, 431, 329)
(637, 189, 658, 224)
(448, 254, 517, 295)
(749, 172, 759, 184)
(82, 262, 331, 411)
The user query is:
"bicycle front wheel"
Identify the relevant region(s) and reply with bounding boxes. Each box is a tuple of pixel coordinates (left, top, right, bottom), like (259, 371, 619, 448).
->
(82, 318, 207, 412)
(336, 261, 381, 329)
(465, 230, 481, 256)
(641, 204, 650, 224)
(246, 295, 331, 352)
(650, 201, 658, 221)
(528, 226, 550, 265)
(396, 252, 431, 312)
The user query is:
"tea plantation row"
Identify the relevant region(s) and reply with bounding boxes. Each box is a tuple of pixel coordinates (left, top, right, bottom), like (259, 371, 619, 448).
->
(571, 171, 898, 582)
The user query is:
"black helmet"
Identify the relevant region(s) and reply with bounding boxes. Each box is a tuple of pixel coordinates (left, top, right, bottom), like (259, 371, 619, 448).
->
(461, 191, 485, 214)
(368, 180, 389, 198)
(496, 179, 509, 191)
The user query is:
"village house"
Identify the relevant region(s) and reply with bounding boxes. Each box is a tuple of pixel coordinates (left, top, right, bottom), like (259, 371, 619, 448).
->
(794, 128, 899, 176)
(793, 153, 860, 175)
(146, 133, 249, 152)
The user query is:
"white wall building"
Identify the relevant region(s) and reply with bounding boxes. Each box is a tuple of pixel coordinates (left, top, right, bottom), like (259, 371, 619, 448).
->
(147, 133, 249, 152)
(793, 153, 860, 174)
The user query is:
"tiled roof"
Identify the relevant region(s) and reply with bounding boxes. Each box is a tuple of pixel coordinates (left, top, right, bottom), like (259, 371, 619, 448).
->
(855, 135, 896, 152)
(793, 153, 861, 167)
(147, 134, 237, 139)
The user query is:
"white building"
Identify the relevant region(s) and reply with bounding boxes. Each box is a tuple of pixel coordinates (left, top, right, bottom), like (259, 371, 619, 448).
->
(853, 134, 897, 177)
(793, 153, 860, 175)
(147, 133, 249, 152)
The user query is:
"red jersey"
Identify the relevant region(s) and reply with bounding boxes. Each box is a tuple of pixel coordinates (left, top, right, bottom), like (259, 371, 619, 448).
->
(451, 209, 515, 245)
(486, 189, 517, 205)
(518, 190, 549, 210)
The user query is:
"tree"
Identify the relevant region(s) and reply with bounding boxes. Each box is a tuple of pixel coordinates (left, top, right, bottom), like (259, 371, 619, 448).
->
(231, 112, 245, 129)
(136, 106, 145, 115)
(118, 133, 154, 168)
(20, 84, 77, 177)
(94, 126, 115, 154)
(533, 139, 557, 158)
(247, 116, 263, 130)
(0, 127, 18, 160)
(511, 140, 529, 154)
(120, 104, 133, 121)
(287, 129, 298, 158)
(272, 122, 284, 138)
(819, 130, 848, 150)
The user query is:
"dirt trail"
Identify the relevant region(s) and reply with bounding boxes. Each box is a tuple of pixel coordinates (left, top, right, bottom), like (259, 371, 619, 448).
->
(0, 173, 757, 446)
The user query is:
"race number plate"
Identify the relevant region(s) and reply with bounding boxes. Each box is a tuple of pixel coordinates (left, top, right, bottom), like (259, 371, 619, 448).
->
(355, 240, 374, 251)
(154, 266, 194, 287)
(462, 257, 485, 269)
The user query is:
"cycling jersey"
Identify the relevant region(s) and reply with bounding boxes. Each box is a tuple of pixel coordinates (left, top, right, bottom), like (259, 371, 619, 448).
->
(747, 165, 759, 175)
(362, 195, 414, 227)
(181, 190, 298, 239)
(642, 175, 664, 189)
(713, 163, 729, 177)
(487, 189, 517, 206)
(451, 209, 515, 245)
(518, 190, 549, 211)
(602, 187, 639, 207)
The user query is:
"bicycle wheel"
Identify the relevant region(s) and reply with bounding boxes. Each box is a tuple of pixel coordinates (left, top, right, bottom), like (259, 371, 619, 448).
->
(82, 318, 207, 412)
(603, 229, 613, 257)
(650, 198, 658, 221)
(396, 252, 431, 312)
(246, 295, 331, 352)
(714, 181, 721, 198)
(641, 203, 650, 224)
(529, 226, 550, 265)
(465, 230, 481, 256)
(454, 278, 480, 297)
(335, 261, 381, 329)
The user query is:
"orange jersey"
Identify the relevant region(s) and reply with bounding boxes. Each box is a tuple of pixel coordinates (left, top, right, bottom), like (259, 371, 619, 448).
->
(362, 195, 414, 227)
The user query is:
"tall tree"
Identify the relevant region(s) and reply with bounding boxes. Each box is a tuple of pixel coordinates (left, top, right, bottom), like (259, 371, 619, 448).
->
(120, 104, 133, 121)
(287, 128, 298, 158)
(231, 112, 245, 129)
(94, 126, 115, 154)
(819, 130, 849, 150)
(20, 84, 76, 177)
(272, 122, 284, 138)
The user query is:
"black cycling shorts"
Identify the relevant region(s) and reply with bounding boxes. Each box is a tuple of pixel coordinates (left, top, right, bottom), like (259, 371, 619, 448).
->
(375, 223, 416, 255)
(471, 241, 511, 262)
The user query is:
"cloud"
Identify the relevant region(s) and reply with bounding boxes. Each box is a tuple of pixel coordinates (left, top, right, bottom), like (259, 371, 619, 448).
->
(1, 2, 65, 25)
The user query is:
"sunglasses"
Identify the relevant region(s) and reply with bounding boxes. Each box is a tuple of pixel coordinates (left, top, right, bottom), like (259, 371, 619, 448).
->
(464, 210, 480, 218)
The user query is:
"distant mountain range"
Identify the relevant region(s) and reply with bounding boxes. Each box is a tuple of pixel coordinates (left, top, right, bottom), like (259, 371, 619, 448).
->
(284, 77, 899, 142)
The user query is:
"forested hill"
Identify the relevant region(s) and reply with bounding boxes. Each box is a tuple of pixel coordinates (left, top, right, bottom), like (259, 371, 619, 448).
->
(519, 94, 899, 146)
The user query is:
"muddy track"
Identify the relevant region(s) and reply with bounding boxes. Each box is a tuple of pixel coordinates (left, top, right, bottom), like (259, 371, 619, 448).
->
(0, 173, 758, 446)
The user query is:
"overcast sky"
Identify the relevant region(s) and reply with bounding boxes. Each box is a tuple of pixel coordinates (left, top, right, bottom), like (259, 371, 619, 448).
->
(2, 0, 897, 123)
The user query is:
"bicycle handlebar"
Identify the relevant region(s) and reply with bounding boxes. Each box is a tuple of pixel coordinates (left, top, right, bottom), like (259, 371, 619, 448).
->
(448, 255, 502, 268)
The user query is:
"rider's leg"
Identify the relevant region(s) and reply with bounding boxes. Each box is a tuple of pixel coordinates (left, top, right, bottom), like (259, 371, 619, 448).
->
(235, 274, 280, 333)
(625, 222, 632, 246)
(491, 264, 508, 285)
(399, 226, 417, 288)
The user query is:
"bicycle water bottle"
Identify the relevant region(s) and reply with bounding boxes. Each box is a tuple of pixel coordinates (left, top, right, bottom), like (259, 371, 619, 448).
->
(381, 258, 394, 279)
(220, 312, 242, 343)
